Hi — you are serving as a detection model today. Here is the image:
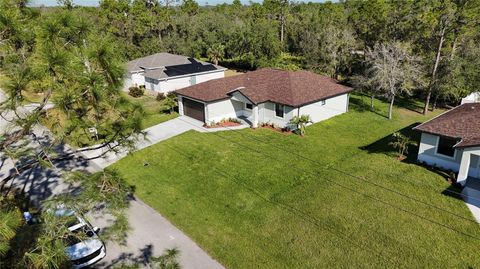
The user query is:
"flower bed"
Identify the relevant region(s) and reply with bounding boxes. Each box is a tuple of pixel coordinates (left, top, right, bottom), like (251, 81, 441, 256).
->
(204, 118, 242, 128)
(258, 122, 293, 135)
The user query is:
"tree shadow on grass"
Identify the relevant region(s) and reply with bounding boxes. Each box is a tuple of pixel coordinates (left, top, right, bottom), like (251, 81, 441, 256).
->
(358, 123, 471, 202)
(395, 95, 425, 114)
(359, 122, 454, 183)
(349, 94, 389, 119)
(359, 123, 421, 163)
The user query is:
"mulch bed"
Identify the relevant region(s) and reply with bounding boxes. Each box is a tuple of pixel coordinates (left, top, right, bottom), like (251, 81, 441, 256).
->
(204, 121, 242, 128)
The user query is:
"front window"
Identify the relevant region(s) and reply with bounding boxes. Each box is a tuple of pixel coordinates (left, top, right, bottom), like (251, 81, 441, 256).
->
(437, 136, 457, 157)
(275, 103, 284, 118)
(245, 103, 253, 110)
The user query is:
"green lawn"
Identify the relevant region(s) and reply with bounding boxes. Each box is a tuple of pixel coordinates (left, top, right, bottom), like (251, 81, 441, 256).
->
(123, 94, 178, 129)
(111, 94, 480, 268)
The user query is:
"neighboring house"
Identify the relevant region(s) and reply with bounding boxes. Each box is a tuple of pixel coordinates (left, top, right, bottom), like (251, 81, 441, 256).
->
(414, 103, 480, 186)
(124, 52, 226, 93)
(175, 68, 353, 129)
(461, 92, 480, 104)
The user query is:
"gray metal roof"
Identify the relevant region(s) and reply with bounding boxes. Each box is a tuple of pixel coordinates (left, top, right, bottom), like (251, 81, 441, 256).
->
(126, 52, 225, 80)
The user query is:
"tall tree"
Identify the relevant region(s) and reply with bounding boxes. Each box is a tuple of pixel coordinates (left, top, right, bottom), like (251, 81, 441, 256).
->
(263, 0, 289, 45)
(363, 42, 424, 119)
(0, 4, 140, 267)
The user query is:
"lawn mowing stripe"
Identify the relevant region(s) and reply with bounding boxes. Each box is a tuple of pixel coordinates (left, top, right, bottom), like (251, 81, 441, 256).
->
(164, 143, 404, 268)
(165, 130, 451, 267)
(178, 109, 480, 224)
(176, 116, 480, 241)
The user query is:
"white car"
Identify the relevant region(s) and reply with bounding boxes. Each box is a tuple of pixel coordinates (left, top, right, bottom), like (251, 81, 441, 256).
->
(54, 208, 106, 268)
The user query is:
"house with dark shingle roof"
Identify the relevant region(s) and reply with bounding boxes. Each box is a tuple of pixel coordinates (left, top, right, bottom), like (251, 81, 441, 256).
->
(414, 103, 480, 185)
(175, 68, 353, 129)
(124, 52, 226, 93)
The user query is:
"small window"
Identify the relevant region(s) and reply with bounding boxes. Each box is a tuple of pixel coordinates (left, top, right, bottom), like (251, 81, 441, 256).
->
(245, 103, 253, 110)
(437, 136, 457, 157)
(275, 103, 284, 118)
(321, 100, 326, 105)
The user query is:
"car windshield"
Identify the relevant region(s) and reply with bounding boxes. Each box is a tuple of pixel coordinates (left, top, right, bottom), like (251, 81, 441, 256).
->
(63, 225, 96, 246)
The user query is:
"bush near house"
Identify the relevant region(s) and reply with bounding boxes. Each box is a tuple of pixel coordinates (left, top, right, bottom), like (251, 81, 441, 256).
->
(111, 94, 480, 268)
(156, 93, 166, 101)
(128, 86, 144, 97)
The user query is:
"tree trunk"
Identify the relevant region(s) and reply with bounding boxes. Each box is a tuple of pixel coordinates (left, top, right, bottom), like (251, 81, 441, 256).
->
(388, 95, 395, 120)
(280, 15, 285, 44)
(432, 94, 439, 111)
(423, 25, 446, 115)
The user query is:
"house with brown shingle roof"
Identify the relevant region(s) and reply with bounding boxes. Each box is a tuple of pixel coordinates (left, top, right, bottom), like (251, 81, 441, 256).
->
(414, 103, 480, 185)
(175, 68, 353, 129)
(124, 52, 226, 93)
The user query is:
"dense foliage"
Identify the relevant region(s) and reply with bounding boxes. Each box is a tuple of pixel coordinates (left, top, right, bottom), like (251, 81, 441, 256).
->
(93, 0, 480, 109)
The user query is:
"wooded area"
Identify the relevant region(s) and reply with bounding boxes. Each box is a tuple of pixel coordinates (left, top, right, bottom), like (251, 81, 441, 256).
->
(2, 0, 480, 111)
(95, 0, 480, 110)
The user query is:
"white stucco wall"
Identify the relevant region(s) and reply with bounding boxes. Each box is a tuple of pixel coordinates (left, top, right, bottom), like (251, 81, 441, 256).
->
(458, 147, 480, 181)
(195, 71, 225, 84)
(205, 99, 239, 124)
(144, 71, 224, 94)
(461, 92, 480, 104)
(131, 73, 145, 86)
(417, 133, 480, 179)
(158, 76, 193, 93)
(258, 102, 298, 128)
(298, 94, 349, 123)
(124, 72, 146, 90)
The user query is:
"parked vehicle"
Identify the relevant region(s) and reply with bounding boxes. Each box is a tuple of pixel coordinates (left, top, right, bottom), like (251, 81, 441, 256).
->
(54, 207, 106, 268)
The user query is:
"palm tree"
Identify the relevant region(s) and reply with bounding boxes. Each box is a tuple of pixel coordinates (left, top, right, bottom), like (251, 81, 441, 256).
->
(207, 44, 225, 66)
(389, 132, 415, 159)
(289, 114, 312, 136)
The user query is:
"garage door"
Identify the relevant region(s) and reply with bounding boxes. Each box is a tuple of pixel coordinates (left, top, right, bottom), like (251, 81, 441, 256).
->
(183, 98, 205, 122)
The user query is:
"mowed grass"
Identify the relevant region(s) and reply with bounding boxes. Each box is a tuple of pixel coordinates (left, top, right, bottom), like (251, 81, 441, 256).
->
(123, 93, 178, 129)
(111, 94, 480, 268)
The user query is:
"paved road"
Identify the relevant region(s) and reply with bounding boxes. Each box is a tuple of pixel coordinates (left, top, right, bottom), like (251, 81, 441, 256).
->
(0, 91, 225, 269)
(92, 199, 224, 269)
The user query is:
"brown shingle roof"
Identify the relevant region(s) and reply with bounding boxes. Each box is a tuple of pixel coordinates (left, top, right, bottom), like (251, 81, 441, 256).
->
(414, 103, 480, 148)
(175, 68, 353, 107)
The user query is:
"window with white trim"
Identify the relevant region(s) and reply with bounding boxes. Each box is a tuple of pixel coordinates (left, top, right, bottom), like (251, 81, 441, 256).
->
(436, 136, 456, 157)
(245, 103, 253, 110)
(275, 103, 284, 118)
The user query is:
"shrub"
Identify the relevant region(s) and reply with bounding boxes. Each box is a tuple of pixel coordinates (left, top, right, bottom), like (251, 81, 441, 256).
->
(162, 96, 177, 114)
(128, 86, 144, 97)
(389, 132, 415, 159)
(166, 91, 177, 99)
(289, 114, 312, 136)
(156, 93, 166, 101)
(228, 117, 241, 123)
